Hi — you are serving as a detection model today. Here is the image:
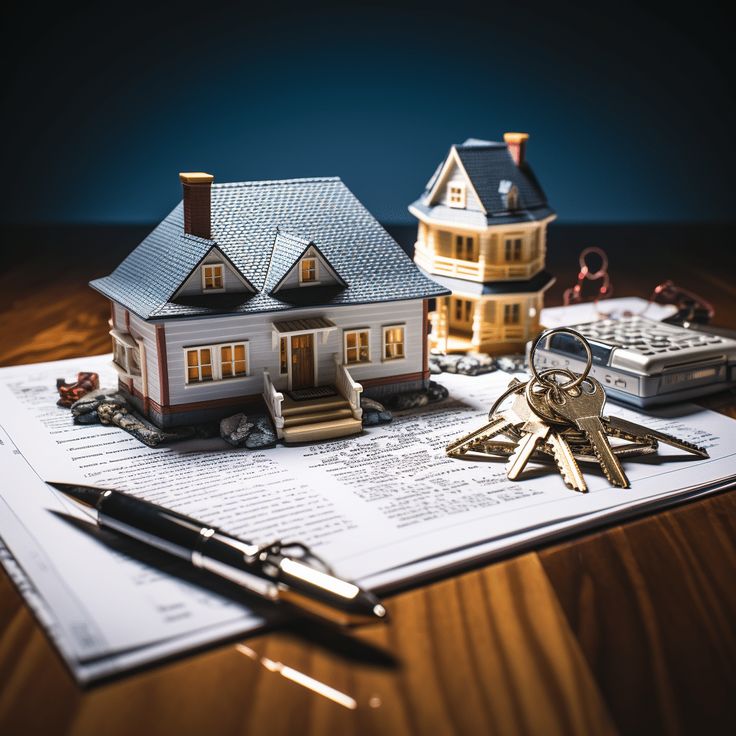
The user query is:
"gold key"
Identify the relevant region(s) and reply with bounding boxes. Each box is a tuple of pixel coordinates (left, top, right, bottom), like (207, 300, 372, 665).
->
(547, 377, 631, 488)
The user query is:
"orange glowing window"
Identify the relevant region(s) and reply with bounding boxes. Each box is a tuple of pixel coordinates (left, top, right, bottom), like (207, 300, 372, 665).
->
(220, 343, 248, 378)
(344, 329, 370, 364)
(202, 263, 224, 290)
(300, 258, 317, 283)
(383, 325, 405, 361)
(186, 348, 213, 382)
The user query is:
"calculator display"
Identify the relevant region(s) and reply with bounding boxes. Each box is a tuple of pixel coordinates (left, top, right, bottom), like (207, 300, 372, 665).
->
(548, 333, 613, 365)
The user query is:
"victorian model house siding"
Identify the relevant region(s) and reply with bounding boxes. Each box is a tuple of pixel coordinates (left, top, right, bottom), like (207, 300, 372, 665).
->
(94, 174, 448, 442)
(410, 133, 556, 355)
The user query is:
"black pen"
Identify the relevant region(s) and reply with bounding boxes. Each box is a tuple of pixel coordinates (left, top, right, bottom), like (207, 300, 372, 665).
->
(48, 482, 387, 626)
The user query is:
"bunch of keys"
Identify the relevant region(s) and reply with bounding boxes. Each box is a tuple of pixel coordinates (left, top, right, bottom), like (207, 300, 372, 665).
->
(446, 327, 709, 493)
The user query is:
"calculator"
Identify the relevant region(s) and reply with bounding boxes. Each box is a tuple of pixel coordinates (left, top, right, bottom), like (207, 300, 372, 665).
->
(530, 316, 736, 407)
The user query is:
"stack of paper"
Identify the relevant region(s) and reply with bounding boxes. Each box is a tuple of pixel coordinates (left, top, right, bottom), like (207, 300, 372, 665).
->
(1, 355, 734, 683)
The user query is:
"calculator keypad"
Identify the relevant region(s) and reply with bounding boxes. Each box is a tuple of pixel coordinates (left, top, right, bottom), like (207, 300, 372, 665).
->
(574, 316, 722, 358)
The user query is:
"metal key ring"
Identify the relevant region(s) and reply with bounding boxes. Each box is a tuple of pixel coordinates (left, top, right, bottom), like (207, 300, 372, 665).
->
(529, 327, 593, 391)
(525, 368, 581, 425)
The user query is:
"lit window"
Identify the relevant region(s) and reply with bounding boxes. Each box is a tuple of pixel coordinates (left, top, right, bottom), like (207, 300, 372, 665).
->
(220, 343, 248, 378)
(383, 325, 405, 361)
(186, 342, 250, 383)
(280, 337, 288, 375)
(448, 183, 466, 208)
(344, 329, 370, 364)
(504, 238, 523, 262)
(504, 304, 521, 325)
(202, 263, 224, 290)
(187, 348, 213, 382)
(300, 258, 317, 283)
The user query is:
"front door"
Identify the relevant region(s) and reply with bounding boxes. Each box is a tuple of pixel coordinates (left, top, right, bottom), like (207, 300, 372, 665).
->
(290, 334, 314, 390)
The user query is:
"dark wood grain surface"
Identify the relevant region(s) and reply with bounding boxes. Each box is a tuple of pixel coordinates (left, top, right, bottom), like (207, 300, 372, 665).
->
(0, 224, 734, 736)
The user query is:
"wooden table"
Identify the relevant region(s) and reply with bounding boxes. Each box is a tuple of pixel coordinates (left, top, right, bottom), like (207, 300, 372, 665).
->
(1, 225, 734, 735)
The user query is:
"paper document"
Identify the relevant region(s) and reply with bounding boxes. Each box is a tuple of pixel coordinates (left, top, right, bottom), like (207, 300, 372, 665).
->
(0, 354, 734, 683)
(541, 297, 677, 328)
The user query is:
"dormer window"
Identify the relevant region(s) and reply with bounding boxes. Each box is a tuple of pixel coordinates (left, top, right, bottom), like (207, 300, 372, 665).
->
(499, 180, 519, 210)
(448, 183, 466, 209)
(202, 263, 224, 291)
(300, 257, 318, 284)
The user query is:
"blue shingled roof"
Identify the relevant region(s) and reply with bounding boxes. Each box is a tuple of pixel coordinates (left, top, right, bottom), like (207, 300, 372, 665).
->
(410, 138, 555, 225)
(91, 177, 449, 320)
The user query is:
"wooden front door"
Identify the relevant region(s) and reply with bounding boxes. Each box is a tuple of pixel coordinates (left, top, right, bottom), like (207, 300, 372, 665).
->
(290, 334, 314, 390)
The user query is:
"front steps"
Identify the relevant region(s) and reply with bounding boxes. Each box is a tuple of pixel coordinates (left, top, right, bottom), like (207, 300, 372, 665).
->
(280, 393, 362, 443)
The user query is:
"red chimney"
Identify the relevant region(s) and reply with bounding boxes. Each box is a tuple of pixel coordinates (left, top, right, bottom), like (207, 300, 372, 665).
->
(179, 172, 214, 239)
(503, 132, 529, 166)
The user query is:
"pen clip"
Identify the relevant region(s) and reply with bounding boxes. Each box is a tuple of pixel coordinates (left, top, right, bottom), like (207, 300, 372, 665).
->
(247, 539, 335, 576)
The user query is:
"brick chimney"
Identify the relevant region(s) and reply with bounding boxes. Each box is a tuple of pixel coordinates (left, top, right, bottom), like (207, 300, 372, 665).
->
(179, 172, 214, 239)
(503, 132, 529, 166)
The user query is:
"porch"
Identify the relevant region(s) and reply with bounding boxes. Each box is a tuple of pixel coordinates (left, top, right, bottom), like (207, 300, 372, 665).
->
(263, 317, 363, 442)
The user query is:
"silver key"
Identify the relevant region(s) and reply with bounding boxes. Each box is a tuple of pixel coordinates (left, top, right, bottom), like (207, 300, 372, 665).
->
(603, 415, 709, 458)
(549, 377, 630, 488)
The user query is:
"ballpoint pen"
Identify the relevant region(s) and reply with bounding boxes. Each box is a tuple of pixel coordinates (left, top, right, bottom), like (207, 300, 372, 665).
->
(48, 482, 388, 626)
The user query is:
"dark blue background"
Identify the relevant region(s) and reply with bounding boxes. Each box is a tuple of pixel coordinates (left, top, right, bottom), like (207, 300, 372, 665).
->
(2, 1, 733, 224)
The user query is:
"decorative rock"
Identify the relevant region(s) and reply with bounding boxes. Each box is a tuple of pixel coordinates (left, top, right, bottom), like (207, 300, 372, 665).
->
(361, 397, 393, 426)
(428, 356, 443, 375)
(97, 401, 194, 447)
(361, 397, 385, 413)
(220, 413, 255, 447)
(245, 416, 277, 449)
(426, 380, 449, 402)
(71, 389, 129, 424)
(428, 352, 496, 376)
(496, 354, 527, 373)
(387, 380, 448, 411)
(70, 389, 193, 446)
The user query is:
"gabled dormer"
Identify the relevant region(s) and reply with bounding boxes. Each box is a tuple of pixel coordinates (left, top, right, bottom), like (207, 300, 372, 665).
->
(172, 244, 255, 299)
(265, 232, 347, 295)
(424, 147, 485, 214)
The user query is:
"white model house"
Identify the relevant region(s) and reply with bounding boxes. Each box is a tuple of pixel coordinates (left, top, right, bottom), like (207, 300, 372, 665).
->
(91, 173, 449, 442)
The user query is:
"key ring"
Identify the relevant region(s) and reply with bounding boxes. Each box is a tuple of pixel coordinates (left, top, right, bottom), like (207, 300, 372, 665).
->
(525, 368, 581, 425)
(529, 327, 592, 391)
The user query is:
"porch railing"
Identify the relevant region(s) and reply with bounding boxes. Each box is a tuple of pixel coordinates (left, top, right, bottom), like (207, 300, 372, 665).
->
(262, 368, 285, 439)
(334, 354, 363, 420)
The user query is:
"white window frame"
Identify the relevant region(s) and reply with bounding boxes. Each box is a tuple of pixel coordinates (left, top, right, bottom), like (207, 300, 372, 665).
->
(110, 329, 142, 377)
(201, 262, 225, 292)
(299, 257, 319, 285)
(184, 341, 250, 385)
(448, 183, 466, 209)
(382, 324, 406, 362)
(343, 328, 371, 365)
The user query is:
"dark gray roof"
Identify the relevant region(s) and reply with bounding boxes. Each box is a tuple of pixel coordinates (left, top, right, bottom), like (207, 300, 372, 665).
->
(91, 177, 449, 320)
(409, 138, 555, 226)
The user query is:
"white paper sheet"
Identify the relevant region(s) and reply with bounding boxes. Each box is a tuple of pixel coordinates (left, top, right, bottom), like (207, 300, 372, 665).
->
(540, 297, 678, 328)
(0, 354, 734, 683)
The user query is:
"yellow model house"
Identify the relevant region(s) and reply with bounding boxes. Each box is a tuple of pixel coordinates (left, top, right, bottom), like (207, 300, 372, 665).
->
(409, 133, 556, 354)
